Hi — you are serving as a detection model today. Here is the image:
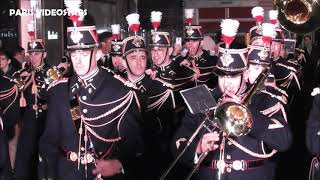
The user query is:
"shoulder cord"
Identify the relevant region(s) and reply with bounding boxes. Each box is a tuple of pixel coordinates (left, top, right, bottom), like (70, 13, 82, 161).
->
(227, 137, 277, 158)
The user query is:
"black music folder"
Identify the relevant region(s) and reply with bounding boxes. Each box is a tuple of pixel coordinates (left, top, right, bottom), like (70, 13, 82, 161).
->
(180, 85, 217, 114)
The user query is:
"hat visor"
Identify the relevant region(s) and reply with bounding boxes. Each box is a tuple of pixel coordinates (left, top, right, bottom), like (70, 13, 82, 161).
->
(124, 48, 147, 56)
(111, 52, 123, 56)
(185, 37, 203, 41)
(67, 44, 98, 51)
(27, 49, 45, 53)
(149, 44, 171, 47)
(213, 68, 243, 77)
(248, 61, 270, 67)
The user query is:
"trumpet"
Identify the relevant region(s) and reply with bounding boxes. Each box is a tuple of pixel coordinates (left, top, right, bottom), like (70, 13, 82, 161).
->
(45, 66, 66, 85)
(6, 65, 34, 92)
(2, 75, 25, 92)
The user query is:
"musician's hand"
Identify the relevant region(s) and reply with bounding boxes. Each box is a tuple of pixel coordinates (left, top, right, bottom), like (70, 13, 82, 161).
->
(196, 131, 220, 154)
(92, 159, 123, 177)
(57, 62, 70, 72)
(172, 44, 182, 56)
(179, 59, 190, 67)
(193, 72, 201, 80)
(145, 69, 157, 80)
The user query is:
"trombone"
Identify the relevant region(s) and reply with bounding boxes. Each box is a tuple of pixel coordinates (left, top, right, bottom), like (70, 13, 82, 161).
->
(185, 67, 270, 180)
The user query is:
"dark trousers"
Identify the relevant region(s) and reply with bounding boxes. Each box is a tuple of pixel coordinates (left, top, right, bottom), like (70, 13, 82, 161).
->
(14, 108, 46, 180)
(0, 126, 13, 180)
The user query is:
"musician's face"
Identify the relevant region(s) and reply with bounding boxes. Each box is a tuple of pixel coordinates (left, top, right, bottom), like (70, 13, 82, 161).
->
(270, 41, 283, 58)
(251, 38, 270, 48)
(70, 49, 97, 76)
(111, 55, 125, 72)
(151, 47, 172, 66)
(218, 75, 242, 95)
(186, 40, 203, 57)
(29, 51, 46, 68)
(247, 64, 265, 84)
(125, 50, 147, 77)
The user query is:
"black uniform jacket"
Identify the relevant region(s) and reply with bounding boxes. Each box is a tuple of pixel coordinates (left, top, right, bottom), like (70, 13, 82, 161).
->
(191, 50, 218, 89)
(172, 87, 292, 180)
(306, 93, 320, 154)
(39, 68, 143, 180)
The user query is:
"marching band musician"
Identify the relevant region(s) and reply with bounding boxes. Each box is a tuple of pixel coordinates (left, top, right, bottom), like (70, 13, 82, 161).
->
(122, 13, 176, 179)
(109, 24, 126, 77)
(0, 50, 21, 173)
(171, 19, 292, 180)
(266, 10, 302, 95)
(246, 22, 288, 122)
(38, 10, 143, 180)
(150, 31, 195, 92)
(306, 87, 320, 154)
(248, 10, 289, 108)
(13, 36, 69, 179)
(14, 37, 53, 180)
(0, 115, 11, 180)
(306, 86, 320, 180)
(182, 9, 218, 89)
(0, 51, 20, 139)
(147, 11, 195, 125)
(0, 60, 20, 179)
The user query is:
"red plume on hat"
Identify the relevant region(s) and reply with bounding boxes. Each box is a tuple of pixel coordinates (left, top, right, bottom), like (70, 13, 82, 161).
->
(27, 21, 35, 39)
(111, 24, 121, 41)
(262, 23, 276, 44)
(184, 9, 194, 26)
(220, 19, 240, 48)
(150, 11, 162, 31)
(126, 13, 140, 34)
(269, 10, 279, 26)
(64, 0, 83, 27)
(251, 6, 264, 25)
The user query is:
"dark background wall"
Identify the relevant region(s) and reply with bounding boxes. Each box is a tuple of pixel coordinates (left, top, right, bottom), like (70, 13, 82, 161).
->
(0, 0, 19, 53)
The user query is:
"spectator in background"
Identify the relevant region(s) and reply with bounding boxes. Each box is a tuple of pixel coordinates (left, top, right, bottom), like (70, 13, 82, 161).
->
(97, 31, 113, 68)
(0, 50, 17, 77)
(302, 35, 320, 113)
(10, 46, 25, 70)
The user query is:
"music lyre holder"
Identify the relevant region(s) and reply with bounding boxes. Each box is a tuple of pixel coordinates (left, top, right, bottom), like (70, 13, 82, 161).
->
(160, 85, 217, 180)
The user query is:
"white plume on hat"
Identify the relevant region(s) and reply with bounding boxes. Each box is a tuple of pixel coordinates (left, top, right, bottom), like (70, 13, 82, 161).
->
(151, 11, 162, 22)
(220, 19, 240, 37)
(111, 24, 120, 35)
(269, 10, 278, 20)
(251, 6, 264, 18)
(184, 9, 194, 19)
(262, 23, 277, 39)
(64, 0, 82, 15)
(126, 13, 140, 26)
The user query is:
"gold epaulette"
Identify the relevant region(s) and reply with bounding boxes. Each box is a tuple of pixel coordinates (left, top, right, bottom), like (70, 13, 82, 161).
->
(47, 78, 68, 91)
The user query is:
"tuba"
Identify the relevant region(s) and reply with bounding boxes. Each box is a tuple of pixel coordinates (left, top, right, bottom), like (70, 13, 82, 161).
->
(273, 0, 320, 33)
(213, 68, 269, 137)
